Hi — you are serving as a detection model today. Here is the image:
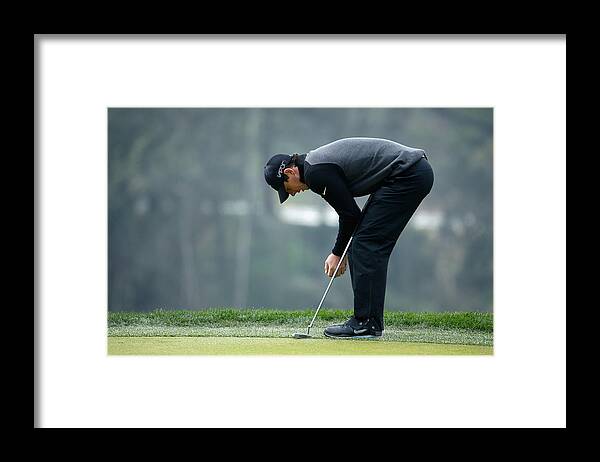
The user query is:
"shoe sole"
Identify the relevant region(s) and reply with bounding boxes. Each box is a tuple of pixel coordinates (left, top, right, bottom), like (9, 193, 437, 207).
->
(323, 331, 383, 340)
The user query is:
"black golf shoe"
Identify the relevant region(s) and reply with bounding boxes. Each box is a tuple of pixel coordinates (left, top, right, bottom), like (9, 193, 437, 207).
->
(324, 316, 383, 339)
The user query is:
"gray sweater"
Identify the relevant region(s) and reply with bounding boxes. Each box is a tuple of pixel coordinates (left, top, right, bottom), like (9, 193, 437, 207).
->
(306, 137, 427, 197)
(300, 137, 428, 255)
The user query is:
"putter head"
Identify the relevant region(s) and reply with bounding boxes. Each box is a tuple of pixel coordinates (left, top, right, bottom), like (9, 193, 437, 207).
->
(292, 332, 312, 339)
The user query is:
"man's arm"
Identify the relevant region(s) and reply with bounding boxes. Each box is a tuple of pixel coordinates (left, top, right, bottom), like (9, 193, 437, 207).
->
(308, 164, 361, 256)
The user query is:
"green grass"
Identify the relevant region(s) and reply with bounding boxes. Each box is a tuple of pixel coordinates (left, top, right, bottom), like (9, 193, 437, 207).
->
(107, 309, 493, 355)
(108, 337, 492, 356)
(109, 308, 493, 331)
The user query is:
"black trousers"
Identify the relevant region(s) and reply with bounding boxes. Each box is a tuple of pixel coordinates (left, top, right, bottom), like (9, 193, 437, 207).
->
(348, 157, 434, 330)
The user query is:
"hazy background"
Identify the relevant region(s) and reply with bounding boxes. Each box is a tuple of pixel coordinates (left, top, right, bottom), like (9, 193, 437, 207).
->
(108, 108, 493, 312)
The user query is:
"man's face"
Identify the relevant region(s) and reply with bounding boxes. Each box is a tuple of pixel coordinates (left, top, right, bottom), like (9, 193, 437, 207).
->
(283, 167, 309, 197)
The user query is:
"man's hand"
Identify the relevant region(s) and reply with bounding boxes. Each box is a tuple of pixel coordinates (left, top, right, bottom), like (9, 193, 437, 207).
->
(324, 253, 348, 278)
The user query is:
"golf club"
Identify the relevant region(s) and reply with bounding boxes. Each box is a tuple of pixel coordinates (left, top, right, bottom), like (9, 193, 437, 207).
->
(292, 235, 354, 339)
(292, 197, 372, 339)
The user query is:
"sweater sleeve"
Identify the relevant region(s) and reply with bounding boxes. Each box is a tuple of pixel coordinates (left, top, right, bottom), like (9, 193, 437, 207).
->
(307, 164, 362, 256)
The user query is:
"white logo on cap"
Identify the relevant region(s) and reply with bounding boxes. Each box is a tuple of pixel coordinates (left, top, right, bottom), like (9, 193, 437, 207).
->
(277, 161, 286, 178)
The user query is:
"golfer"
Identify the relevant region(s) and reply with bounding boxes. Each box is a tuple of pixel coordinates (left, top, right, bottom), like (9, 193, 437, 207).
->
(264, 137, 434, 339)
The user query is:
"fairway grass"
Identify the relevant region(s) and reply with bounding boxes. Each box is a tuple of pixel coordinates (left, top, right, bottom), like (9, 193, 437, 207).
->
(108, 336, 493, 356)
(108, 309, 493, 355)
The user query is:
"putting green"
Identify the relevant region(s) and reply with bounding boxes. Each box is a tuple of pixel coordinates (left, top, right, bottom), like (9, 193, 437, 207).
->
(108, 336, 493, 355)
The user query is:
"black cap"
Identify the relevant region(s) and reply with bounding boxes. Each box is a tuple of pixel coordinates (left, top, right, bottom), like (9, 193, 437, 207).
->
(264, 154, 292, 203)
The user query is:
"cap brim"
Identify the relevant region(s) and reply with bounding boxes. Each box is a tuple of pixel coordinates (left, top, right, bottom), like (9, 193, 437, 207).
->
(277, 185, 289, 204)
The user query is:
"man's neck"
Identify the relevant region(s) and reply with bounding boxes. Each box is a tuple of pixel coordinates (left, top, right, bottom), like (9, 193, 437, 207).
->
(297, 154, 306, 183)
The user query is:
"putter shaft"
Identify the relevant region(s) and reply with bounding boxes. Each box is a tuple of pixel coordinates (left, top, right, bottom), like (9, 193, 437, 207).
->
(305, 235, 354, 333)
